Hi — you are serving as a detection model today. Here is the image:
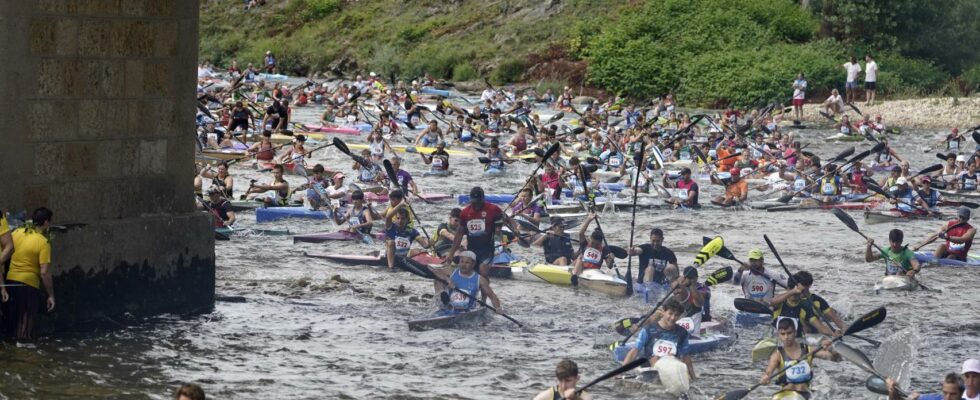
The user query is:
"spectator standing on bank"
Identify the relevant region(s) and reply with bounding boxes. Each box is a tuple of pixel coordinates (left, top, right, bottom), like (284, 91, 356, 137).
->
(843, 56, 862, 104)
(791, 72, 807, 123)
(864, 54, 879, 106)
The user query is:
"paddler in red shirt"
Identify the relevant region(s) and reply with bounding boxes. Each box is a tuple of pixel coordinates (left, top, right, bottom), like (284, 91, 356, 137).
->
(931, 207, 977, 261)
(445, 186, 528, 277)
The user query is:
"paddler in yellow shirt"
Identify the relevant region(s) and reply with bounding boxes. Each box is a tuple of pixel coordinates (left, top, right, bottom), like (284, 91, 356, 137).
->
(1, 209, 14, 303)
(5, 207, 56, 340)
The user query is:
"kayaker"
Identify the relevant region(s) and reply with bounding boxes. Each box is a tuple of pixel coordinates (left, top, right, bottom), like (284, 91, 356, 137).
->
(414, 120, 443, 146)
(0, 209, 13, 305)
(200, 187, 236, 227)
(768, 271, 840, 337)
(759, 318, 841, 400)
(734, 248, 786, 303)
(446, 186, 528, 277)
(931, 207, 976, 261)
(419, 141, 450, 176)
(199, 162, 234, 198)
(956, 163, 978, 191)
(277, 134, 308, 169)
(385, 207, 431, 271)
(3, 208, 56, 340)
(245, 164, 289, 206)
(874, 138, 903, 168)
(333, 190, 374, 236)
(246, 130, 277, 164)
(628, 228, 678, 290)
(886, 372, 965, 400)
(532, 216, 575, 266)
(511, 187, 543, 229)
(434, 251, 502, 314)
(296, 164, 330, 210)
(388, 157, 419, 195)
(662, 167, 700, 209)
(890, 177, 918, 213)
(620, 299, 696, 380)
(915, 176, 944, 211)
(366, 131, 387, 161)
(671, 265, 711, 328)
(353, 149, 384, 186)
(432, 208, 461, 257)
(533, 359, 593, 400)
(261, 99, 289, 132)
(848, 161, 869, 194)
(712, 167, 749, 206)
(323, 172, 349, 215)
(383, 189, 414, 229)
(572, 213, 616, 277)
(865, 228, 921, 277)
(817, 163, 843, 202)
(485, 138, 509, 174)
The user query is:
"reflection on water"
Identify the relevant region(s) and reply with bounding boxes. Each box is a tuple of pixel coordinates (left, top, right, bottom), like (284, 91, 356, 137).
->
(3, 91, 978, 399)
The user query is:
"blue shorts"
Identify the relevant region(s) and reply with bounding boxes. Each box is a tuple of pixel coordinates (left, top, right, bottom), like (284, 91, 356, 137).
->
(846, 81, 858, 89)
(421, 136, 439, 146)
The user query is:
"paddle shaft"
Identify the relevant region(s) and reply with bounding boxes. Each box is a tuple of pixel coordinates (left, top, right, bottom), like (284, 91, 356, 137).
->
(575, 358, 645, 396)
(408, 259, 525, 328)
(623, 142, 647, 296)
(503, 143, 560, 212)
(620, 285, 678, 344)
(835, 210, 937, 292)
(913, 221, 966, 250)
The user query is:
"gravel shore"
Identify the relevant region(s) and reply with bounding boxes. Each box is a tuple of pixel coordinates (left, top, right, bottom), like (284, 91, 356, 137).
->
(801, 96, 980, 130)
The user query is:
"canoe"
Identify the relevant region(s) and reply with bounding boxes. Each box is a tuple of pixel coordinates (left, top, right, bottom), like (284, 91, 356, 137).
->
(874, 275, 917, 291)
(864, 210, 942, 225)
(304, 251, 443, 267)
(772, 390, 809, 400)
(407, 307, 489, 331)
(419, 87, 451, 97)
(256, 207, 330, 223)
(292, 230, 385, 243)
(526, 264, 628, 297)
(345, 143, 473, 156)
(914, 251, 980, 267)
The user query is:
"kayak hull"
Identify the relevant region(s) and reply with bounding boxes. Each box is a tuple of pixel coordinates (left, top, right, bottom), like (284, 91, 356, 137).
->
(613, 333, 734, 362)
(292, 230, 385, 243)
(914, 251, 980, 267)
(527, 264, 628, 296)
(407, 307, 489, 331)
(875, 275, 916, 291)
(865, 210, 942, 225)
(256, 207, 329, 223)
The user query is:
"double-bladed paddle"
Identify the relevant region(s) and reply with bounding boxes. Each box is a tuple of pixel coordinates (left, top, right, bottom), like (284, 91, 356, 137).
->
(502, 143, 560, 212)
(573, 359, 646, 396)
(715, 307, 887, 400)
(836, 342, 911, 398)
(622, 141, 647, 296)
(399, 256, 528, 329)
(612, 266, 733, 336)
(831, 208, 940, 292)
(515, 218, 628, 258)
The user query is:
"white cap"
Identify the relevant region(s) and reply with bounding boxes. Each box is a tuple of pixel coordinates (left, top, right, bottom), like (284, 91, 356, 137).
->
(896, 177, 908, 185)
(456, 251, 477, 261)
(963, 359, 980, 375)
(369, 72, 376, 77)
(322, 82, 328, 87)
(410, 90, 418, 96)
(412, 80, 418, 85)
(708, 149, 717, 157)
(957, 155, 967, 162)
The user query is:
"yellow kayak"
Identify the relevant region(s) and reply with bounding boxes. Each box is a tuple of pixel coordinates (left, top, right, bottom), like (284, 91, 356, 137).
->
(527, 264, 628, 297)
(752, 337, 778, 363)
(772, 389, 808, 400)
(346, 143, 472, 156)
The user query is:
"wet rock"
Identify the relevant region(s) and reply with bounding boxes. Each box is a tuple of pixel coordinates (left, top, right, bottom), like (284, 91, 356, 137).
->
(374, 296, 388, 301)
(408, 296, 421, 302)
(246, 281, 258, 287)
(421, 293, 434, 299)
(351, 287, 365, 294)
(330, 274, 349, 284)
(295, 277, 311, 288)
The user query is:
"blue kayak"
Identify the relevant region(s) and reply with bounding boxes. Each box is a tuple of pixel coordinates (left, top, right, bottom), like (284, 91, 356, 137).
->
(420, 87, 451, 97)
(256, 207, 329, 223)
(914, 251, 980, 267)
(735, 312, 770, 327)
(612, 333, 734, 361)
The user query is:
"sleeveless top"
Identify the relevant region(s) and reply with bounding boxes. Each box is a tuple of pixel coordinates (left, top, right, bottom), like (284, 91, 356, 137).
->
(776, 343, 814, 386)
(448, 269, 481, 310)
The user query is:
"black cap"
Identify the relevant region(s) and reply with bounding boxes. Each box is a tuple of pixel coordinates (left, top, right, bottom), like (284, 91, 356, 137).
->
(469, 186, 485, 199)
(683, 266, 698, 280)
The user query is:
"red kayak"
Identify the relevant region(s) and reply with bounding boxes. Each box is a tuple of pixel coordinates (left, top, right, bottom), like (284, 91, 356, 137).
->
(301, 124, 360, 135)
(293, 230, 386, 244)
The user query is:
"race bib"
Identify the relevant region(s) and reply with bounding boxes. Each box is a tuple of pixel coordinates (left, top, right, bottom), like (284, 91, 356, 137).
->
(652, 339, 678, 357)
(583, 247, 602, 264)
(785, 360, 812, 383)
(676, 318, 694, 333)
(349, 216, 361, 226)
(394, 236, 411, 250)
(676, 189, 688, 200)
(793, 179, 806, 191)
(609, 157, 621, 167)
(449, 291, 469, 307)
(950, 140, 959, 151)
(467, 219, 487, 235)
(749, 283, 768, 297)
(433, 158, 444, 167)
(821, 181, 835, 195)
(382, 126, 391, 134)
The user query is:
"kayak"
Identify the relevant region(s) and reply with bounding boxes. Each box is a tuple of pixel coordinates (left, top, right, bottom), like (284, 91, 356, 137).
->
(422, 170, 453, 177)
(612, 333, 734, 361)
(229, 200, 264, 211)
(350, 192, 452, 203)
(874, 275, 917, 291)
(484, 168, 506, 178)
(407, 307, 489, 331)
(292, 230, 385, 243)
(419, 87, 451, 97)
(304, 251, 443, 267)
(735, 311, 770, 327)
(201, 148, 247, 161)
(914, 251, 980, 267)
(300, 124, 361, 135)
(824, 133, 865, 142)
(937, 189, 980, 199)
(257, 73, 288, 81)
(772, 389, 809, 400)
(256, 207, 330, 223)
(864, 210, 943, 224)
(215, 226, 290, 238)
(766, 201, 873, 212)
(345, 143, 473, 156)
(526, 264, 628, 297)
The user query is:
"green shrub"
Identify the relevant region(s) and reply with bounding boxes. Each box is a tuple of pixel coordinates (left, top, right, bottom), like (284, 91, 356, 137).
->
(960, 65, 980, 94)
(874, 55, 950, 97)
(452, 63, 479, 82)
(491, 59, 527, 85)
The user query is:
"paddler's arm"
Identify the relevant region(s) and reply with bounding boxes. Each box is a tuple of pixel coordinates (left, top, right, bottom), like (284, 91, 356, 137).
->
(760, 351, 780, 384)
(385, 239, 396, 270)
(683, 355, 696, 380)
(479, 276, 503, 314)
(445, 223, 466, 263)
(578, 213, 595, 243)
(865, 238, 881, 262)
(947, 226, 977, 244)
(814, 338, 842, 361)
(225, 209, 237, 226)
(415, 232, 431, 249)
(768, 283, 804, 307)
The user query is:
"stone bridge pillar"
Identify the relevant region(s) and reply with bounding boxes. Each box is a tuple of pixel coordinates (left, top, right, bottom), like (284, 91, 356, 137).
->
(0, 0, 213, 332)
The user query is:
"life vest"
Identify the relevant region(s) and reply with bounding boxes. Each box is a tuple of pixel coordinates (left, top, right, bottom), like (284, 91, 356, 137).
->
(776, 343, 814, 385)
(447, 269, 481, 310)
(581, 244, 604, 269)
(946, 221, 974, 256)
(819, 177, 839, 195)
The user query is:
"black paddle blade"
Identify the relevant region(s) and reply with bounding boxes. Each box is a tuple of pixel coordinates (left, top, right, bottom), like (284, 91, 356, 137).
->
(705, 266, 733, 286)
(478, 156, 490, 164)
(608, 245, 629, 259)
(612, 317, 641, 336)
(572, 127, 586, 135)
(542, 142, 561, 161)
(734, 298, 773, 314)
(333, 137, 351, 156)
(383, 159, 399, 184)
(959, 201, 980, 209)
(832, 208, 861, 233)
(515, 218, 541, 232)
(719, 388, 750, 400)
(865, 375, 889, 395)
(973, 130, 980, 144)
(399, 256, 436, 280)
(548, 112, 565, 123)
(531, 148, 545, 157)
(692, 145, 708, 164)
(836, 342, 876, 373)
(913, 163, 943, 177)
(936, 153, 949, 161)
(870, 142, 886, 153)
(865, 183, 891, 198)
(576, 358, 647, 394)
(848, 103, 864, 116)
(831, 146, 856, 163)
(776, 192, 796, 203)
(845, 307, 886, 336)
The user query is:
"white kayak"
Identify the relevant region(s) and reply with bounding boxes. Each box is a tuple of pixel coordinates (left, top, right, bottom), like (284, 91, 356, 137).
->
(654, 356, 691, 395)
(874, 275, 917, 292)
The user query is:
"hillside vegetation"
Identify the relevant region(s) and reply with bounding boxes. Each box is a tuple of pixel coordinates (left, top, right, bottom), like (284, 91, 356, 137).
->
(200, 0, 980, 107)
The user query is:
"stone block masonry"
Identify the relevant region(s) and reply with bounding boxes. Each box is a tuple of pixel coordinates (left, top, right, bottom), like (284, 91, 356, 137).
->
(0, 0, 213, 333)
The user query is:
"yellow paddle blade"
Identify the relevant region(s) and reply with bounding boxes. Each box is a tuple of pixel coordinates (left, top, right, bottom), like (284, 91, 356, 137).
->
(695, 236, 724, 266)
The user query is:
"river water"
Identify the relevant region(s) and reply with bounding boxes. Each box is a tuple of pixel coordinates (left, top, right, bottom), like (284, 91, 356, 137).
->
(2, 90, 978, 399)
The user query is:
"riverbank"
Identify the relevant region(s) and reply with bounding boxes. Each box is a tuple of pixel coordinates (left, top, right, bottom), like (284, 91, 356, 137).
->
(801, 96, 980, 130)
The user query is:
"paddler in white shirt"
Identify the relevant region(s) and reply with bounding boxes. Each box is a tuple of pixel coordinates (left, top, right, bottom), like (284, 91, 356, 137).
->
(734, 248, 787, 303)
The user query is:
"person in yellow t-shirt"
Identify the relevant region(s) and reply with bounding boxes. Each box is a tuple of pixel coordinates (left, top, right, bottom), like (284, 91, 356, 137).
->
(5, 207, 55, 340)
(0, 209, 13, 304)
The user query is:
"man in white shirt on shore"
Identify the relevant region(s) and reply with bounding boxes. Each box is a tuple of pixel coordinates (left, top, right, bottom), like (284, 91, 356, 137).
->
(843, 56, 862, 104)
(864, 54, 879, 106)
